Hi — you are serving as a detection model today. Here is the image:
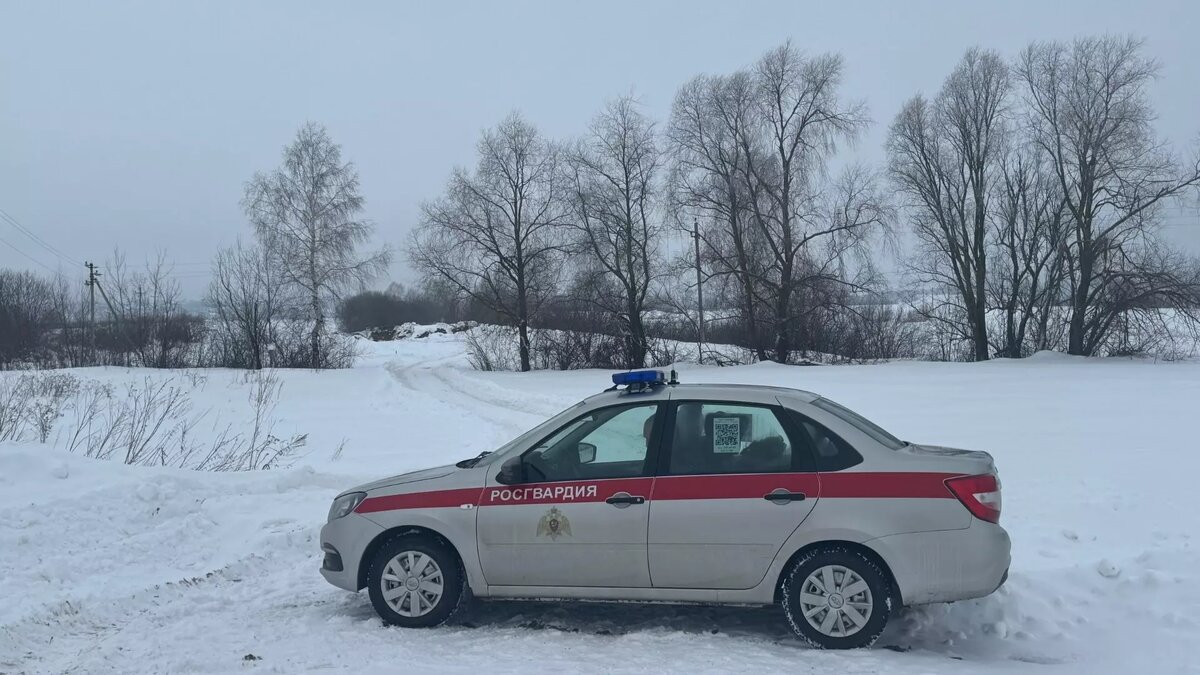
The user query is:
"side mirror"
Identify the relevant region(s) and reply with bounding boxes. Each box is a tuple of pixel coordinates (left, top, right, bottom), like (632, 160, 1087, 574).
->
(496, 455, 523, 485)
(577, 442, 597, 464)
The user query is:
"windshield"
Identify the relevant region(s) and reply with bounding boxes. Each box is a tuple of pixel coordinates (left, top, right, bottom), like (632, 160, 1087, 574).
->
(812, 398, 906, 450)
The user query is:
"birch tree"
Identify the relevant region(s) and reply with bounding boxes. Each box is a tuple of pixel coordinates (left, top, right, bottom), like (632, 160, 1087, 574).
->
(243, 122, 389, 368)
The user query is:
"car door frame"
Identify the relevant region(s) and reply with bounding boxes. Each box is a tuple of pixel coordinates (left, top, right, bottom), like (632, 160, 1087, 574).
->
(476, 399, 668, 589)
(646, 398, 823, 590)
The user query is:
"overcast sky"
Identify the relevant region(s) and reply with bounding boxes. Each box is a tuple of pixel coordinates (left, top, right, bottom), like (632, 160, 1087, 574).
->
(2, 0, 1198, 298)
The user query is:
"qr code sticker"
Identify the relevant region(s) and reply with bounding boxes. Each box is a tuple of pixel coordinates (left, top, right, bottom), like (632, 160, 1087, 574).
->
(712, 418, 741, 454)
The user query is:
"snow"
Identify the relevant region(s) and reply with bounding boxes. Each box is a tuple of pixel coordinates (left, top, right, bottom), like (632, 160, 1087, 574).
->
(2, 337, 1199, 673)
(354, 321, 476, 341)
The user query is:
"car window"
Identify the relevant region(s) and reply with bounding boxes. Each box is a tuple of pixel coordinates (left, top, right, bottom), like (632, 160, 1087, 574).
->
(666, 403, 793, 475)
(812, 397, 905, 450)
(787, 410, 864, 471)
(522, 403, 658, 482)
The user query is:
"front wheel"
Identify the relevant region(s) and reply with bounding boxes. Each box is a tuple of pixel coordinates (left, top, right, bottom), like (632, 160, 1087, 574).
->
(366, 535, 464, 628)
(780, 546, 893, 649)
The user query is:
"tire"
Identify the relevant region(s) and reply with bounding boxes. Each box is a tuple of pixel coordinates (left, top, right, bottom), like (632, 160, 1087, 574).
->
(780, 545, 893, 649)
(366, 534, 466, 628)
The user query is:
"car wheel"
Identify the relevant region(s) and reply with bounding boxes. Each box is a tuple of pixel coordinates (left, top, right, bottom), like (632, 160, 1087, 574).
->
(780, 545, 893, 649)
(366, 534, 465, 628)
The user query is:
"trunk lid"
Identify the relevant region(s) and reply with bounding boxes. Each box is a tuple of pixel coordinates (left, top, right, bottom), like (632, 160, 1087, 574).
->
(899, 443, 997, 475)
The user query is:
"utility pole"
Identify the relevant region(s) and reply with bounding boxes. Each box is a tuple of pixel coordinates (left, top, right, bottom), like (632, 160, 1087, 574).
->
(92, 273, 138, 363)
(84, 261, 98, 360)
(692, 219, 706, 364)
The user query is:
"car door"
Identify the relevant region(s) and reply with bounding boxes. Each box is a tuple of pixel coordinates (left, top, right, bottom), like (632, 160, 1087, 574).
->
(647, 400, 820, 589)
(476, 402, 662, 588)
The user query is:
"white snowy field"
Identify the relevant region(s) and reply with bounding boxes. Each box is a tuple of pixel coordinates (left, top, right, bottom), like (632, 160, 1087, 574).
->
(2, 336, 1199, 674)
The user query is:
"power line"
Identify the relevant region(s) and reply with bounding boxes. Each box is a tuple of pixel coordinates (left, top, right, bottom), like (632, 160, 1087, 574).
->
(0, 234, 57, 273)
(0, 209, 79, 263)
(0, 208, 82, 265)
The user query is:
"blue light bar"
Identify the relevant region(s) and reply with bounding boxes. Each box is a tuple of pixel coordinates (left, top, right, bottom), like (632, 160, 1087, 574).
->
(611, 370, 666, 386)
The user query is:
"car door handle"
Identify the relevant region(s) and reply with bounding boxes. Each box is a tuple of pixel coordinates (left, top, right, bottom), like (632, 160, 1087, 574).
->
(605, 492, 646, 507)
(763, 489, 807, 503)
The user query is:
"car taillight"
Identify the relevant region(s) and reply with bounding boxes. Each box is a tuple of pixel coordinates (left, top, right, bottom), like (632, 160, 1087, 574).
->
(945, 473, 1002, 523)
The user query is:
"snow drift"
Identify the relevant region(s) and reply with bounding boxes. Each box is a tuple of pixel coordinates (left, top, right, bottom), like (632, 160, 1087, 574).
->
(2, 336, 1198, 673)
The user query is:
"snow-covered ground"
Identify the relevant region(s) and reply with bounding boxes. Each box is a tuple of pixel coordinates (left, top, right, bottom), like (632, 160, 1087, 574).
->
(2, 337, 1199, 674)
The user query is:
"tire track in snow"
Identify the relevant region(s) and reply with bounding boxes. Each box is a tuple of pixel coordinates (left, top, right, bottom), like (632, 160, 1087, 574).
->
(431, 366, 567, 420)
(385, 359, 536, 439)
(0, 523, 323, 674)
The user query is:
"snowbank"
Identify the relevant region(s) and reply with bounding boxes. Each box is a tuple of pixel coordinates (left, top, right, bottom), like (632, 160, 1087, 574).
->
(356, 321, 477, 342)
(2, 336, 1199, 673)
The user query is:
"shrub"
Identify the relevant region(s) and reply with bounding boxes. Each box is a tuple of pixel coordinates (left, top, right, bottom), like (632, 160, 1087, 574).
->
(337, 289, 452, 333)
(0, 372, 82, 442)
(2, 370, 306, 472)
(337, 291, 408, 333)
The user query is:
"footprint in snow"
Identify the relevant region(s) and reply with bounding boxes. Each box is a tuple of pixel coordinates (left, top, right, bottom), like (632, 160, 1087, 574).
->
(1096, 559, 1121, 578)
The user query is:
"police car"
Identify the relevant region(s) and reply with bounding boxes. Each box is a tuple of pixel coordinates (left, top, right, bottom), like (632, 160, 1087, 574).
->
(320, 370, 1010, 649)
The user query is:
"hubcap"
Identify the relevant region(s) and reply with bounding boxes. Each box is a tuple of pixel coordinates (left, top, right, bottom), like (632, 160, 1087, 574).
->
(380, 551, 444, 618)
(797, 564, 873, 638)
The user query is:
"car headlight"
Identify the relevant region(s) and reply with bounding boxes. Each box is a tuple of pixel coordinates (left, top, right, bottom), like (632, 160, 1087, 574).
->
(328, 492, 367, 522)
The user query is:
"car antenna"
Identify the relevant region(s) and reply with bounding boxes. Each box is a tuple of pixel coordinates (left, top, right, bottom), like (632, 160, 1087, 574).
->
(668, 368, 679, 385)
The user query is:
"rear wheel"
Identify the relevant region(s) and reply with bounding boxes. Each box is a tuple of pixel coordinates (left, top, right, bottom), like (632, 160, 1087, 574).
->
(780, 546, 892, 649)
(366, 534, 464, 628)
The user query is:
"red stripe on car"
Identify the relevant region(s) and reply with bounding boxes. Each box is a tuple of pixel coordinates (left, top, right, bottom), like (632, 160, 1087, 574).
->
(354, 471, 960, 514)
(479, 477, 653, 506)
(650, 473, 821, 500)
(819, 472, 959, 499)
(355, 487, 483, 514)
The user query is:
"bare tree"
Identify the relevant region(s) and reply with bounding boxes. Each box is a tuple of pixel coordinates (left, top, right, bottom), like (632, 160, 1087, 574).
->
(565, 96, 664, 369)
(987, 148, 1069, 356)
(1099, 244, 1200, 356)
(0, 270, 54, 368)
(101, 250, 196, 368)
(1017, 36, 1200, 355)
(243, 122, 390, 368)
(46, 273, 90, 368)
(409, 113, 567, 372)
(208, 241, 288, 369)
(739, 44, 877, 363)
(666, 44, 888, 364)
(888, 48, 1011, 361)
(667, 71, 770, 360)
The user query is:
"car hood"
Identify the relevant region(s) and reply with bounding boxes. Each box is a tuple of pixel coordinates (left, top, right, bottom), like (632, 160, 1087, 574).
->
(900, 443, 997, 474)
(346, 464, 459, 495)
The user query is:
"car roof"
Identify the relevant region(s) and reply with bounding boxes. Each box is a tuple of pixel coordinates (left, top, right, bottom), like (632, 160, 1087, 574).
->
(582, 382, 820, 408)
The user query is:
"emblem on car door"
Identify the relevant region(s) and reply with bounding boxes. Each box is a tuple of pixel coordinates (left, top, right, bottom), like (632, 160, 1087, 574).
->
(536, 507, 572, 540)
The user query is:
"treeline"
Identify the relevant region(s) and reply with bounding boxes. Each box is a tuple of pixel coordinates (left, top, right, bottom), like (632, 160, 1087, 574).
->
(408, 36, 1200, 370)
(0, 259, 206, 369)
(5, 36, 1199, 373)
(1, 124, 389, 371)
(0, 254, 354, 370)
(892, 38, 1200, 360)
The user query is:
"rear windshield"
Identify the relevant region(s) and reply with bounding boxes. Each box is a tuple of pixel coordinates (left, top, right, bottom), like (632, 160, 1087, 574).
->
(812, 398, 906, 450)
